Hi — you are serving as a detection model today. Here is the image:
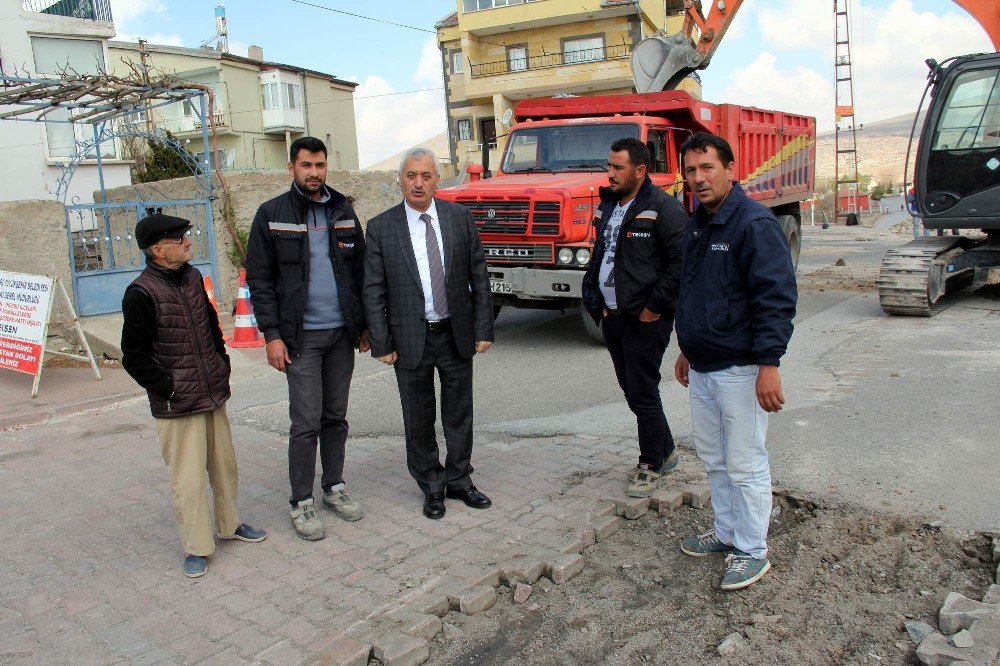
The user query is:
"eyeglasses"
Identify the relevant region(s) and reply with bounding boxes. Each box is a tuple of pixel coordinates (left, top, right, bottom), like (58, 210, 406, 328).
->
(157, 231, 192, 246)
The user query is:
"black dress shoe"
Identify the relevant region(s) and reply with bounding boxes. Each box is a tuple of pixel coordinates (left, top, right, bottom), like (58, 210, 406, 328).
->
(423, 492, 446, 519)
(445, 484, 492, 509)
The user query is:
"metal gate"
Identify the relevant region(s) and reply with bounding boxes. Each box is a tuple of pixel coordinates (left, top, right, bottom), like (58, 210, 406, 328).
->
(65, 199, 217, 316)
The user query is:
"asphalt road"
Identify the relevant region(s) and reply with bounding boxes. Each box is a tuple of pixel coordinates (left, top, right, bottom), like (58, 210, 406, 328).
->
(225, 225, 1000, 534)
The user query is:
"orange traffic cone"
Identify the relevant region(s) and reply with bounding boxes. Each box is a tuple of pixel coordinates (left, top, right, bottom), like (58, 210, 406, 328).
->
(203, 275, 231, 341)
(228, 268, 265, 348)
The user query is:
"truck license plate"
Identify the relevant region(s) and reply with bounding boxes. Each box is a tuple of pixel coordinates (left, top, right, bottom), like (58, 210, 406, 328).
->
(490, 280, 512, 294)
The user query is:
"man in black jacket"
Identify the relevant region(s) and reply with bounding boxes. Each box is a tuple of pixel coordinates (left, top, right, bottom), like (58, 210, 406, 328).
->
(673, 132, 797, 592)
(246, 137, 369, 542)
(122, 213, 266, 578)
(582, 137, 687, 499)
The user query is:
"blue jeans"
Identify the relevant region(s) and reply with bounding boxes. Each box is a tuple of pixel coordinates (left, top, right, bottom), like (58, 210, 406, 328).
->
(912, 215, 931, 238)
(689, 365, 771, 559)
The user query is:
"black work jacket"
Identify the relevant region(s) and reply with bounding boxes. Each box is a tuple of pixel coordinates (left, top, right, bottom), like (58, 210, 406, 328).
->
(245, 183, 366, 351)
(582, 177, 687, 322)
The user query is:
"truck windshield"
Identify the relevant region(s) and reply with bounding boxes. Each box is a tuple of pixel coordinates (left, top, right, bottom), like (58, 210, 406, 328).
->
(501, 123, 640, 173)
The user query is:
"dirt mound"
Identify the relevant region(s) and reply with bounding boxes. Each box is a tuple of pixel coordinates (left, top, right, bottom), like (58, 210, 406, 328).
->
(798, 264, 879, 294)
(427, 494, 993, 665)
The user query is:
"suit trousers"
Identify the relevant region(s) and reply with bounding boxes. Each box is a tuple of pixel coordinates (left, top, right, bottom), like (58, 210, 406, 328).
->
(285, 327, 355, 506)
(601, 312, 676, 468)
(155, 405, 241, 557)
(394, 325, 475, 495)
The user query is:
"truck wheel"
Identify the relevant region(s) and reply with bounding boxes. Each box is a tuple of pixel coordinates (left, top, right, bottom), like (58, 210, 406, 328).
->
(580, 308, 605, 344)
(778, 214, 801, 271)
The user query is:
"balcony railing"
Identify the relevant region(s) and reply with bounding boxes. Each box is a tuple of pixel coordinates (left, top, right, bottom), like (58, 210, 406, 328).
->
(21, 0, 113, 21)
(470, 43, 631, 78)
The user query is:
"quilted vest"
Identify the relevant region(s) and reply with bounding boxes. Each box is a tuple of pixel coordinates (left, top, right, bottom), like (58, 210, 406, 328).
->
(131, 262, 231, 418)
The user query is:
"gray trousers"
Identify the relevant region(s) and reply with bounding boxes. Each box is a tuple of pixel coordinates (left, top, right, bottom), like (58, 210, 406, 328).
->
(394, 327, 474, 496)
(285, 327, 354, 506)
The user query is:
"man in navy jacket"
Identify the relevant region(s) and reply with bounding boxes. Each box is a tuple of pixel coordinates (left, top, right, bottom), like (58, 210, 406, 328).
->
(673, 132, 797, 591)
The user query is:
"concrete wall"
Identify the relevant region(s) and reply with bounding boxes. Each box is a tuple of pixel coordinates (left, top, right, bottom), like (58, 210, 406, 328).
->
(100, 170, 401, 311)
(0, 199, 73, 295)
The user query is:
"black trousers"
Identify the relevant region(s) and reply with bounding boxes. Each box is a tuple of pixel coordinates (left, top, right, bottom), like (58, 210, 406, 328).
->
(601, 312, 676, 468)
(285, 327, 355, 506)
(394, 326, 475, 496)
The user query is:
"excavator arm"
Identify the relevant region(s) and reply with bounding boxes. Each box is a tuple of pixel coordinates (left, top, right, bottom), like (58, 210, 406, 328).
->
(632, 0, 747, 92)
(953, 1, 1000, 50)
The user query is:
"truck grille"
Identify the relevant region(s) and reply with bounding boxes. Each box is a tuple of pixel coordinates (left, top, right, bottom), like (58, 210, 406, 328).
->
(456, 198, 562, 237)
(483, 243, 553, 264)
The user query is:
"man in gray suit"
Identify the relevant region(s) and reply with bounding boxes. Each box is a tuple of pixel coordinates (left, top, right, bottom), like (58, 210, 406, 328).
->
(364, 148, 494, 519)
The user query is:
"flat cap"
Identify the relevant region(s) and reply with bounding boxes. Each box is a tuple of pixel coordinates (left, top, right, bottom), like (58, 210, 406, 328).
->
(135, 213, 192, 249)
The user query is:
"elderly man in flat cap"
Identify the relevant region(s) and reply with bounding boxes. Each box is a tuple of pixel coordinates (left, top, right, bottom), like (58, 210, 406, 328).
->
(121, 213, 266, 578)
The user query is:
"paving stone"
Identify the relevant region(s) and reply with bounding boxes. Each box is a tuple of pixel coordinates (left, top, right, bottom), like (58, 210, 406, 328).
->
(949, 630, 975, 648)
(513, 584, 532, 604)
(612, 496, 650, 520)
(559, 536, 587, 555)
(681, 485, 712, 509)
(578, 528, 597, 549)
(371, 632, 429, 666)
(654, 490, 685, 513)
(592, 502, 618, 518)
(458, 586, 497, 615)
(547, 554, 585, 584)
(386, 608, 443, 641)
(592, 515, 620, 542)
(400, 592, 450, 618)
(500, 560, 547, 586)
(905, 619, 936, 645)
(256, 639, 307, 664)
(939, 592, 998, 634)
(306, 635, 371, 666)
(445, 564, 501, 589)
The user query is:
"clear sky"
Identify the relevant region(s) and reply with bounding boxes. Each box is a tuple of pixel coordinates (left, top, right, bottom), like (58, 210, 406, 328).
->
(109, 0, 994, 167)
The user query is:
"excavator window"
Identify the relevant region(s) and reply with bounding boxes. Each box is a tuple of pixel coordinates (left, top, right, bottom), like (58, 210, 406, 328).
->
(932, 68, 1000, 150)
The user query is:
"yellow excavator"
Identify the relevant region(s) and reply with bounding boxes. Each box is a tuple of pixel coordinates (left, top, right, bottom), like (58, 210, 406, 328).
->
(636, 0, 1000, 316)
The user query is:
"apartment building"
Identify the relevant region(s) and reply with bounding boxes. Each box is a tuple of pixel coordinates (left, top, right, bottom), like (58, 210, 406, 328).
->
(0, 0, 130, 203)
(107, 42, 360, 171)
(436, 0, 697, 175)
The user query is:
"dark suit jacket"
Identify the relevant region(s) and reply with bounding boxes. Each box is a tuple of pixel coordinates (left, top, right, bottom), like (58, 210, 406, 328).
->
(363, 198, 494, 370)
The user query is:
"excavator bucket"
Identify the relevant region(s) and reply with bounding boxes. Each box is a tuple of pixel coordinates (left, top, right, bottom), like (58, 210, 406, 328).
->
(632, 34, 705, 93)
(953, 0, 1000, 51)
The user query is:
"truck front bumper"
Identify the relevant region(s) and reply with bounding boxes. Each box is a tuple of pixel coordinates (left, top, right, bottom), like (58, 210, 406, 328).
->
(486, 265, 586, 300)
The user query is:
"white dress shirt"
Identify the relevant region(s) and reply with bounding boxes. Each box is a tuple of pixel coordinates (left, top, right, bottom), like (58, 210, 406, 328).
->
(403, 199, 448, 321)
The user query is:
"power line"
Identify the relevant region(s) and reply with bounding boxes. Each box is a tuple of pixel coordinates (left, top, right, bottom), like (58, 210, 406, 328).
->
(287, 0, 435, 34)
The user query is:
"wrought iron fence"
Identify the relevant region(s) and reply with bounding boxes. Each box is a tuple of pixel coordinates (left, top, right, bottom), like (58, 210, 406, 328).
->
(21, 0, 113, 21)
(470, 43, 631, 78)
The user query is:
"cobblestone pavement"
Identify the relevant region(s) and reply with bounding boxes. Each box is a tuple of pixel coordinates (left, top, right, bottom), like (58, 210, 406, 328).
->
(0, 401, 710, 665)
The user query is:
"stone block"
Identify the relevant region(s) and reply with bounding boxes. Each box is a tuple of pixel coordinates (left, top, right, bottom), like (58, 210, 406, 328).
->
(306, 636, 370, 666)
(939, 592, 998, 634)
(386, 608, 442, 642)
(445, 564, 501, 589)
(681, 485, 712, 509)
(401, 592, 450, 618)
(513, 584, 532, 604)
(592, 515, 620, 542)
(500, 560, 546, 586)
(915, 632, 967, 666)
(579, 528, 597, 549)
(950, 630, 974, 648)
(547, 554, 585, 584)
(371, 633, 429, 666)
(458, 586, 496, 615)
(592, 502, 617, 518)
(905, 620, 936, 646)
(654, 490, 685, 513)
(613, 496, 650, 520)
(559, 537, 586, 555)
(717, 632, 747, 656)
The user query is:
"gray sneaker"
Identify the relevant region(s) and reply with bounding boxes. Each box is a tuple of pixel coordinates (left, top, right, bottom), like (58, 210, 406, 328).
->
(626, 466, 661, 497)
(322, 485, 364, 522)
(720, 551, 771, 591)
(626, 449, 679, 481)
(289, 498, 325, 541)
(680, 530, 735, 557)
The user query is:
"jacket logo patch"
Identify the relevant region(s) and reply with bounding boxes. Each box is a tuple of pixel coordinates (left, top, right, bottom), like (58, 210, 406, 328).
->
(711, 243, 730, 251)
(338, 242, 355, 249)
(627, 231, 652, 239)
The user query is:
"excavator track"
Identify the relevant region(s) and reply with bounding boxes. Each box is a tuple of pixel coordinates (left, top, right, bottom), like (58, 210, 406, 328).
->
(877, 236, 969, 316)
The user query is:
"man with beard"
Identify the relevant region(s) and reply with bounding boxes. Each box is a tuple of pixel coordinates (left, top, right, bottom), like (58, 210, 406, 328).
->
(246, 137, 369, 541)
(582, 137, 687, 498)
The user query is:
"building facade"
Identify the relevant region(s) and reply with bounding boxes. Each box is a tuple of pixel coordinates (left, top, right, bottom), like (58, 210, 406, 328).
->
(107, 42, 360, 172)
(0, 0, 131, 204)
(436, 0, 696, 176)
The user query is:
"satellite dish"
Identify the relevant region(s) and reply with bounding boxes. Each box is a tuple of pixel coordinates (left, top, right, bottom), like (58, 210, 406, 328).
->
(500, 108, 513, 126)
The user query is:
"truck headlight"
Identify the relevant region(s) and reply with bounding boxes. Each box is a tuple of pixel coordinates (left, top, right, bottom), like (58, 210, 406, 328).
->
(576, 248, 591, 265)
(557, 248, 574, 265)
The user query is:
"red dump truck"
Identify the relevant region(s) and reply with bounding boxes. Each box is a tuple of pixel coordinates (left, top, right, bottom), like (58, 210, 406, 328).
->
(435, 90, 816, 340)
